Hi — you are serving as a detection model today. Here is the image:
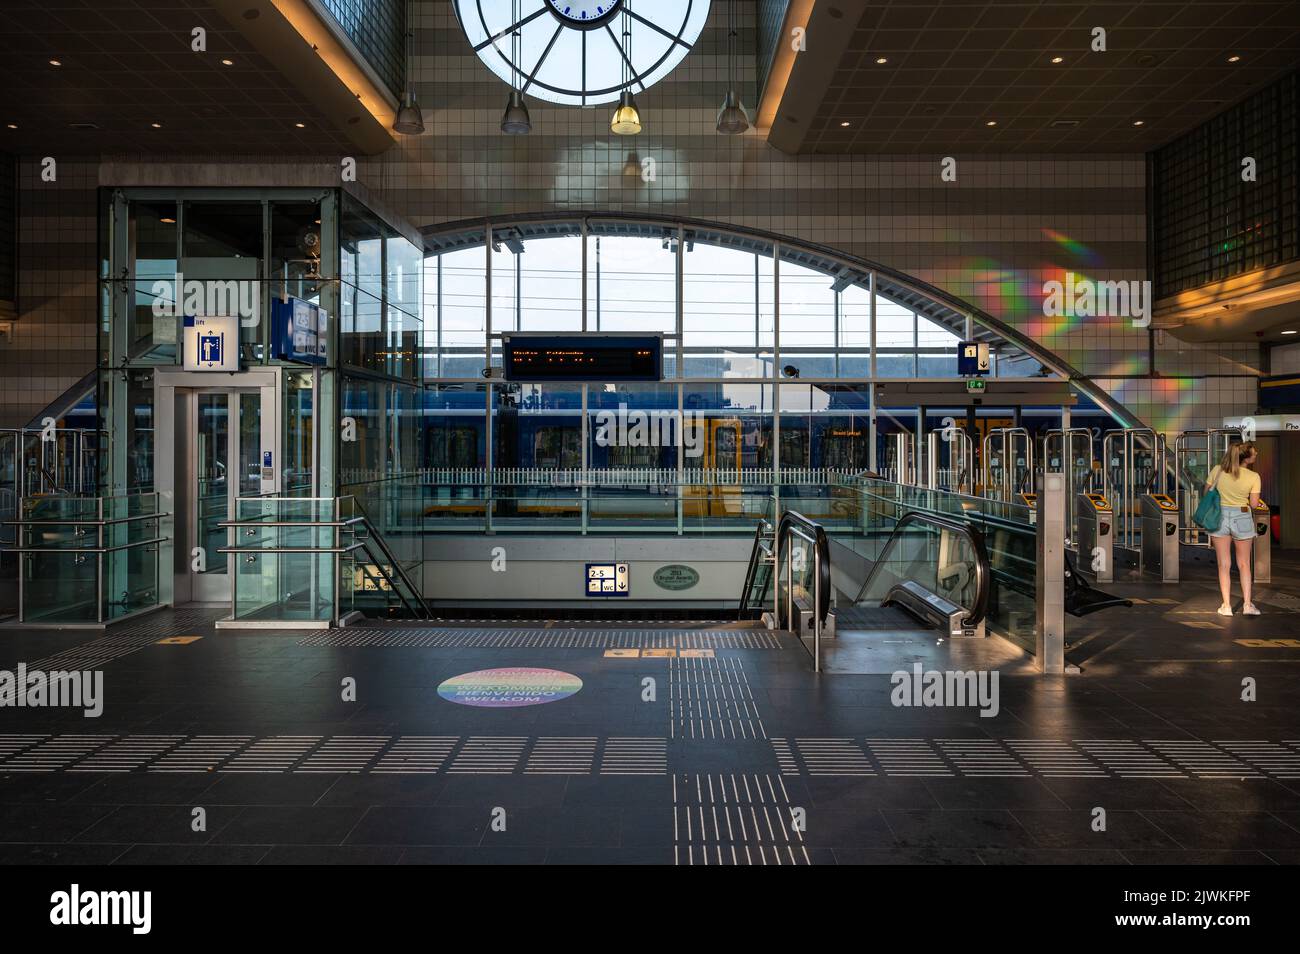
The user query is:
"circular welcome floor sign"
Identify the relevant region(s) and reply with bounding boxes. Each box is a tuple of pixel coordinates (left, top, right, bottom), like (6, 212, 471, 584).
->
(437, 668, 583, 708)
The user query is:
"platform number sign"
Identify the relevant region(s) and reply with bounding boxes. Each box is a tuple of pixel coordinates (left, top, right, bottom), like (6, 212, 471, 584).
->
(957, 341, 990, 376)
(586, 562, 630, 598)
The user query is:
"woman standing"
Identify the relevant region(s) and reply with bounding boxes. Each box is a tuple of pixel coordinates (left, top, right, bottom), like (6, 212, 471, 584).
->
(1206, 441, 1263, 617)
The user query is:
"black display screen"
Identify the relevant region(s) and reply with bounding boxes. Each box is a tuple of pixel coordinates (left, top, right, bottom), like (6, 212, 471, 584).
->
(502, 334, 663, 381)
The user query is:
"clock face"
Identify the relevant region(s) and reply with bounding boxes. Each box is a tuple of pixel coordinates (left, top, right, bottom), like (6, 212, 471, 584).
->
(455, 0, 710, 106)
(544, 1, 622, 28)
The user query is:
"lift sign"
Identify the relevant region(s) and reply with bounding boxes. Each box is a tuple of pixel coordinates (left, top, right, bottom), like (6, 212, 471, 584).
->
(586, 562, 629, 597)
(182, 314, 240, 372)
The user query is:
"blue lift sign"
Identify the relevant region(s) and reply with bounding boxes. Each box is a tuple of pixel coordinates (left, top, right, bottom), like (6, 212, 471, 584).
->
(586, 562, 630, 597)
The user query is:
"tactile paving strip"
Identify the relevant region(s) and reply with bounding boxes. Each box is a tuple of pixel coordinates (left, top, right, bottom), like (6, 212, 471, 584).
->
(298, 628, 785, 650)
(674, 772, 810, 866)
(4, 733, 1298, 780)
(669, 656, 766, 740)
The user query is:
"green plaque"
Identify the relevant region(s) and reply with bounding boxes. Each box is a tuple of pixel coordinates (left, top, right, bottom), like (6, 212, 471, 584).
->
(653, 564, 699, 591)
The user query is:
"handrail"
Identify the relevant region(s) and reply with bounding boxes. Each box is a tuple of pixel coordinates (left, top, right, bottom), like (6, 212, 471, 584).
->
(851, 510, 991, 629)
(5, 512, 169, 528)
(7, 537, 168, 555)
(737, 518, 773, 618)
(775, 510, 831, 626)
(354, 539, 423, 619)
(350, 514, 429, 620)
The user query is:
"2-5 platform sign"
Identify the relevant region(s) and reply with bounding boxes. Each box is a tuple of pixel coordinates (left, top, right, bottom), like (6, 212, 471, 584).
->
(586, 563, 629, 597)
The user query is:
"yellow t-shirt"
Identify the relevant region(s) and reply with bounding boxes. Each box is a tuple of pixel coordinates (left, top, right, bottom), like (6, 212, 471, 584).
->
(1208, 465, 1261, 509)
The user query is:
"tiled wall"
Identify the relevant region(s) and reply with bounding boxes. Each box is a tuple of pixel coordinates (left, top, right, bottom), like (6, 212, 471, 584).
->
(0, 2, 1263, 434)
(0, 158, 97, 428)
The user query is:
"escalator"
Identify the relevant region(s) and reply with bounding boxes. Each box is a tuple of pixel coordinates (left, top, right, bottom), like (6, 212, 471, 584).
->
(738, 509, 987, 669)
(741, 502, 1129, 671)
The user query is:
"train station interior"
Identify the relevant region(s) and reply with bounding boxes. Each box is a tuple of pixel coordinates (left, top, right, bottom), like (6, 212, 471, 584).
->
(1, 0, 1300, 894)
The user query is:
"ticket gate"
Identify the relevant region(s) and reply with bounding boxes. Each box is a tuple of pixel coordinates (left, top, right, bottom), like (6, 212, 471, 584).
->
(983, 427, 1033, 502)
(1252, 502, 1271, 584)
(924, 427, 974, 492)
(883, 432, 916, 485)
(1140, 493, 1180, 582)
(1075, 492, 1114, 583)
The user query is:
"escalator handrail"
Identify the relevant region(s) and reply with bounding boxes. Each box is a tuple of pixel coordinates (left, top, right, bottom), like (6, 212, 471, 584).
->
(851, 510, 991, 628)
(737, 518, 772, 617)
(775, 510, 832, 626)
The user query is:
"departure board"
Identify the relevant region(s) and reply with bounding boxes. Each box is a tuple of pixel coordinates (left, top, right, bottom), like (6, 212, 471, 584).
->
(502, 334, 663, 381)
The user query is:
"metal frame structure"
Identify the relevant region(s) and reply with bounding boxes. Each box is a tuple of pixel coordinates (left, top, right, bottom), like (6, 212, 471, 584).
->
(4, 493, 169, 628)
(217, 494, 429, 628)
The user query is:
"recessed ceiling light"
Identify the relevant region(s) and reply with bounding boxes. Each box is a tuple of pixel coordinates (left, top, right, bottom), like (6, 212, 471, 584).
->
(221, 58, 234, 66)
(5, 123, 15, 130)
(1283, 329, 1298, 335)
(1133, 120, 1145, 126)
(49, 59, 62, 67)
(875, 57, 888, 65)
(160, 217, 176, 224)
(985, 120, 997, 127)
(1227, 55, 1241, 63)
(1051, 56, 1064, 64)
(295, 122, 306, 128)
(150, 122, 162, 129)
(839, 121, 850, 127)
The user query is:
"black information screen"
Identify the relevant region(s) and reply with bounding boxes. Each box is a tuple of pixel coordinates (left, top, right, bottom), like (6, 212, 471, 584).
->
(502, 335, 663, 381)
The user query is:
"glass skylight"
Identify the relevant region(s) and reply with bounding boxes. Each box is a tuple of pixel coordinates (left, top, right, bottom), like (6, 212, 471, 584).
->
(453, 0, 710, 106)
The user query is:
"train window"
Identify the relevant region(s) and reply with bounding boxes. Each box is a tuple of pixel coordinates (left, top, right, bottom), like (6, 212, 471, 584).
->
(429, 426, 479, 468)
(821, 431, 867, 470)
(534, 426, 581, 469)
(607, 444, 663, 468)
(714, 425, 739, 467)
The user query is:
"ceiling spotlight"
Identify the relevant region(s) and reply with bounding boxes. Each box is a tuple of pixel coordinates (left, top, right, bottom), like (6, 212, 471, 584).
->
(716, 90, 749, 135)
(150, 122, 162, 128)
(1133, 120, 1145, 126)
(49, 59, 62, 67)
(716, 2, 750, 135)
(500, 89, 532, 135)
(221, 58, 234, 66)
(875, 56, 888, 64)
(1051, 56, 1064, 64)
(392, 0, 426, 135)
(782, 365, 801, 379)
(985, 120, 998, 127)
(295, 122, 306, 128)
(1227, 55, 1241, 63)
(394, 90, 425, 135)
(5, 123, 15, 130)
(159, 217, 176, 224)
(611, 90, 642, 136)
(839, 121, 850, 127)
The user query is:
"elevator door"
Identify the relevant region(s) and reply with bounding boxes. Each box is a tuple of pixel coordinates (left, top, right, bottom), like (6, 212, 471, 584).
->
(180, 388, 274, 603)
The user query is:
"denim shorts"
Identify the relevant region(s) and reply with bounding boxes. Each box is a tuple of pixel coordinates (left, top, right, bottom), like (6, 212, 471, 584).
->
(1211, 508, 1258, 541)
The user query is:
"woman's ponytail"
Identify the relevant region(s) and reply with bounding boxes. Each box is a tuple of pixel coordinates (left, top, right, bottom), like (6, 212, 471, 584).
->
(1220, 441, 1257, 479)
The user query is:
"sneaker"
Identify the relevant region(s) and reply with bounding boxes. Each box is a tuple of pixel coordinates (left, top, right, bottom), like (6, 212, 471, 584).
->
(1216, 604, 1233, 617)
(1243, 604, 1261, 617)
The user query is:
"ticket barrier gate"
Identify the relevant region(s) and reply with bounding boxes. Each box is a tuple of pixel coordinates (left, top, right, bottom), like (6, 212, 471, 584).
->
(1140, 493, 1180, 583)
(1075, 492, 1114, 583)
(1252, 502, 1271, 584)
